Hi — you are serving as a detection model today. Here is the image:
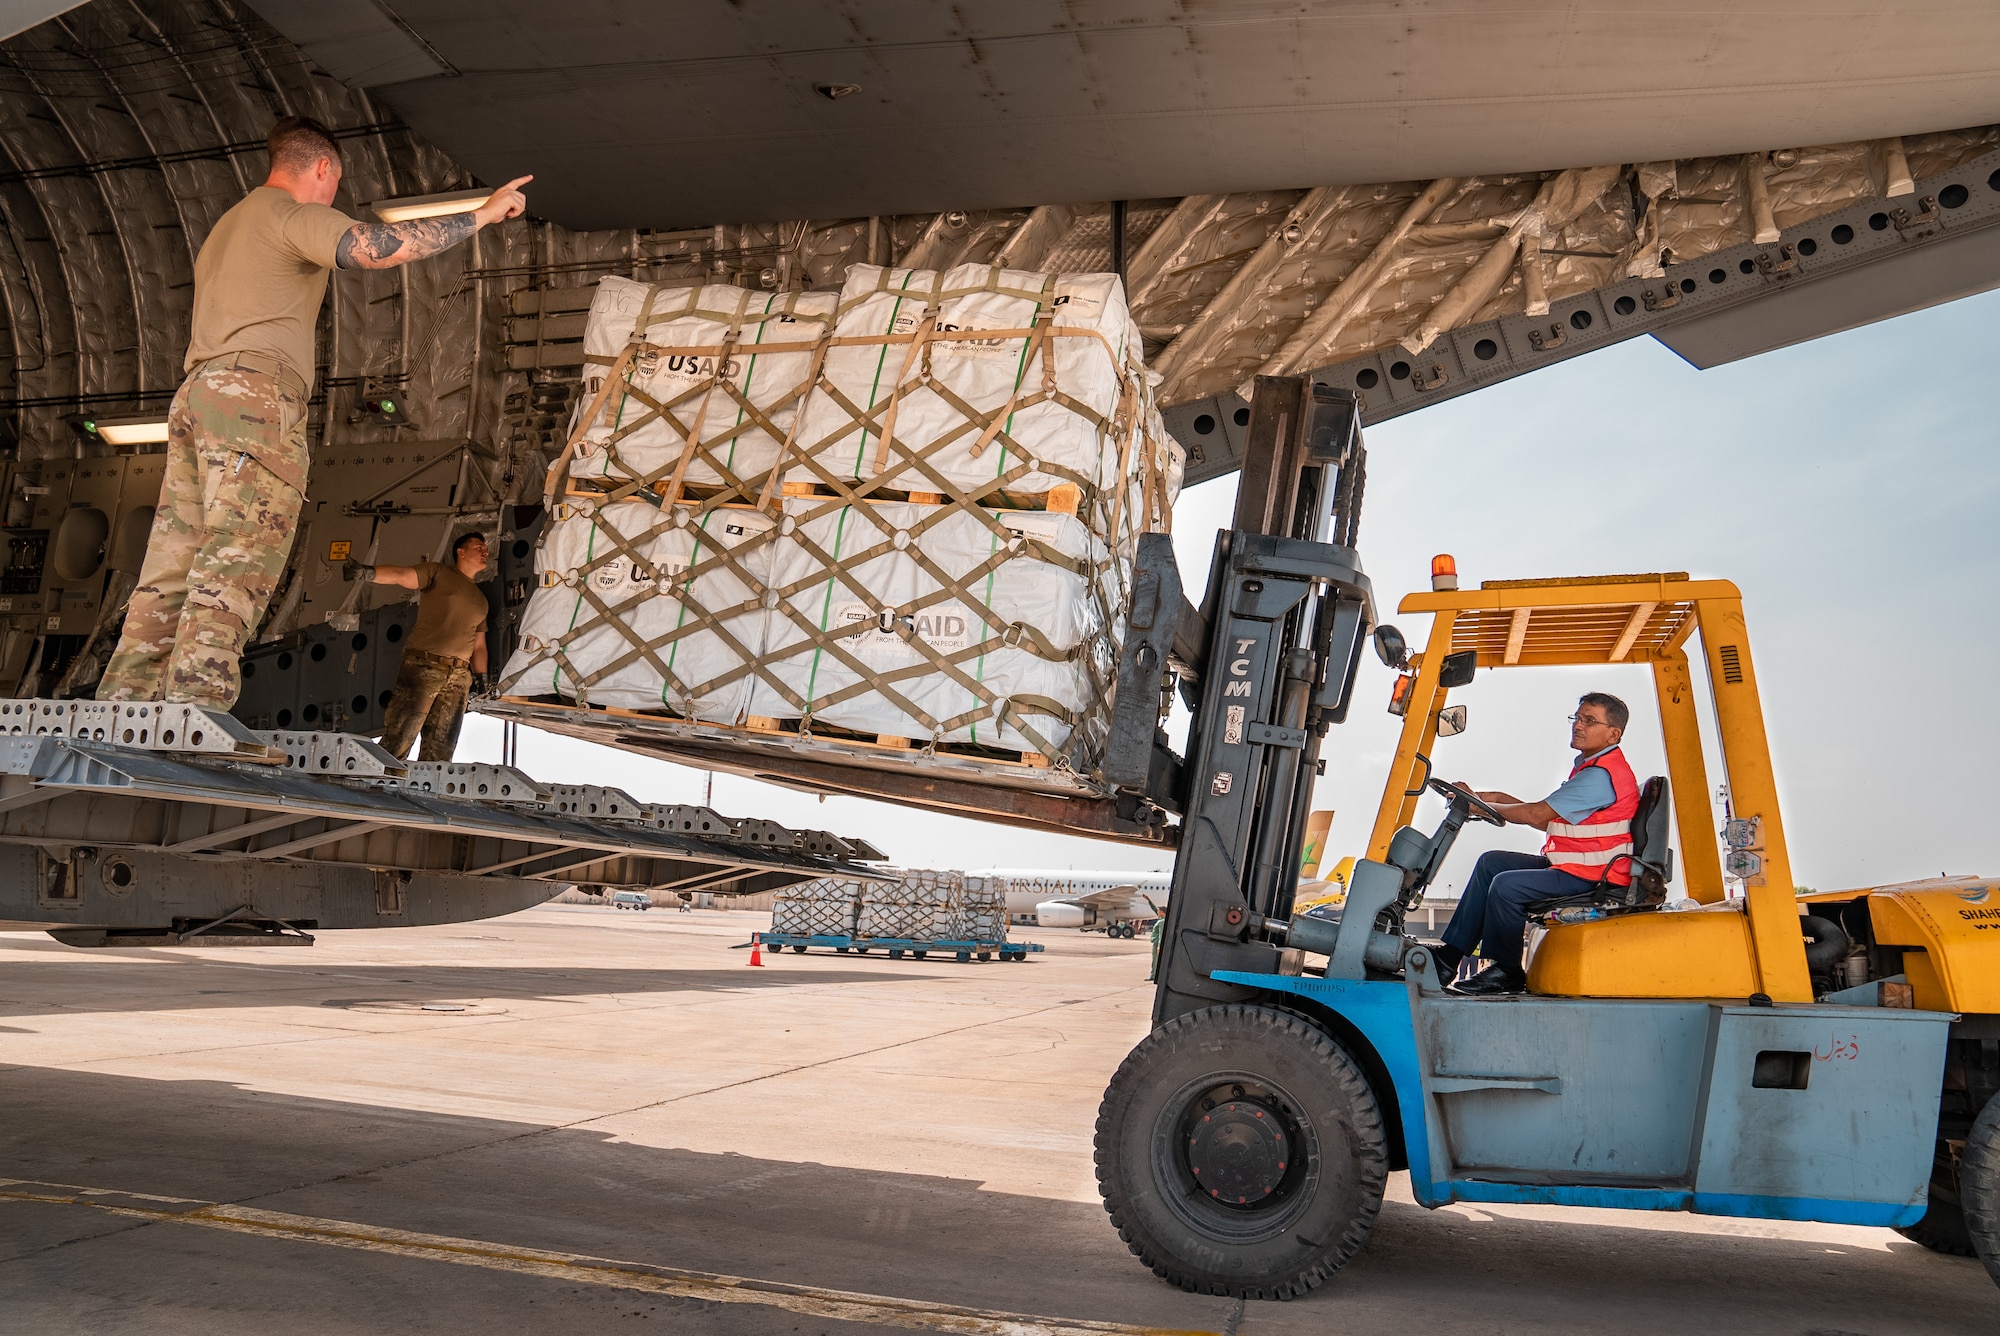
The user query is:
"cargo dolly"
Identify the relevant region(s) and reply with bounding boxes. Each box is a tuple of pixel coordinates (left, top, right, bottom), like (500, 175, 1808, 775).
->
(0, 698, 882, 946)
(754, 931, 1040, 962)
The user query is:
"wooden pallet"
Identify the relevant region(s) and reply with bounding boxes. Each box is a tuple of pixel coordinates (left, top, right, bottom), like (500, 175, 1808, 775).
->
(499, 695, 1052, 770)
(736, 713, 1052, 768)
(484, 695, 1156, 842)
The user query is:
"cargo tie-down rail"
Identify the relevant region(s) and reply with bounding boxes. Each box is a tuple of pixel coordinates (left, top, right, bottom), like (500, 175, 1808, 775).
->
(0, 698, 883, 947)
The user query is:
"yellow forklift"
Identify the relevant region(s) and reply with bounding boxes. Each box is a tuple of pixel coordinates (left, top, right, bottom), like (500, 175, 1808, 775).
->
(1366, 566, 1999, 1255)
(1098, 549, 2000, 1294)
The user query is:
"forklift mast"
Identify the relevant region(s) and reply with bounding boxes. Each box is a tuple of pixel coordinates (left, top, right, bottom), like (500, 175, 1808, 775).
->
(1110, 376, 1375, 1026)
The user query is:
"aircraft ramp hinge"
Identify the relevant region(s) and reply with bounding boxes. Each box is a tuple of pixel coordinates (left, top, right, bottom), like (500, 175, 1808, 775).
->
(176, 903, 315, 946)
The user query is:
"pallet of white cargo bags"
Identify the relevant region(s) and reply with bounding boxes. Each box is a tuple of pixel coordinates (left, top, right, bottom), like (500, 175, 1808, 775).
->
(760, 870, 1033, 962)
(497, 261, 1182, 790)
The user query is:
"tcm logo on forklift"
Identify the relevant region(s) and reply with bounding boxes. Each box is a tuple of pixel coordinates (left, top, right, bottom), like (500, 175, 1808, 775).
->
(1223, 638, 1255, 697)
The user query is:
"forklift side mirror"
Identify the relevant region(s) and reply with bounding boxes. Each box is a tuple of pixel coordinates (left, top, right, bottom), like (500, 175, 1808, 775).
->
(1437, 705, 1468, 737)
(1373, 625, 1408, 669)
(1438, 649, 1478, 689)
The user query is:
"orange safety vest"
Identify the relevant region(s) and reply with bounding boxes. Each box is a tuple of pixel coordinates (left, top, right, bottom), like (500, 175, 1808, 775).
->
(1541, 745, 1639, 885)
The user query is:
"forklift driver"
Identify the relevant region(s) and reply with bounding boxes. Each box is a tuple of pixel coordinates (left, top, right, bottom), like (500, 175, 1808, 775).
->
(1430, 692, 1639, 995)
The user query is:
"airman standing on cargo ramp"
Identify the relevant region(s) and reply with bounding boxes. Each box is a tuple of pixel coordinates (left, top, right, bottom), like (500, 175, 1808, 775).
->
(98, 115, 530, 708)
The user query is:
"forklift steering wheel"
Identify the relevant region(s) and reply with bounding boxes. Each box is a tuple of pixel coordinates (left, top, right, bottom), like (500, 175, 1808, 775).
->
(1427, 775, 1507, 826)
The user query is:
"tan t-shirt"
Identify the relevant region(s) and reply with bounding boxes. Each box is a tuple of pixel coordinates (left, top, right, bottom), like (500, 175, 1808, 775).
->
(184, 186, 355, 389)
(405, 563, 489, 662)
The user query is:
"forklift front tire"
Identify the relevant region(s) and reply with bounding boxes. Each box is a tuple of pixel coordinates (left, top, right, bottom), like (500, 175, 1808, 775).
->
(1962, 1090, 2000, 1288)
(1094, 1004, 1388, 1299)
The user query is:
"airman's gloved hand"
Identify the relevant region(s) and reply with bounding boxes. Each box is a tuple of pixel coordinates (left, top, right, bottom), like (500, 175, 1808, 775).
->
(341, 557, 375, 583)
(470, 672, 490, 696)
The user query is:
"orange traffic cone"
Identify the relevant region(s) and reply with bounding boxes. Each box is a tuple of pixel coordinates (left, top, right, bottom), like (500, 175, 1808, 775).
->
(748, 937, 763, 966)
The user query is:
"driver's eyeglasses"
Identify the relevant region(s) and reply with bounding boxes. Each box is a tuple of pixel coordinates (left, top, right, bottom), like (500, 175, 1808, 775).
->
(1568, 713, 1610, 727)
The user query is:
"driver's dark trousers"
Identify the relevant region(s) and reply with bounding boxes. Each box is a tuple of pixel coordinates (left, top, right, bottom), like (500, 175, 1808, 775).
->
(1439, 850, 1597, 976)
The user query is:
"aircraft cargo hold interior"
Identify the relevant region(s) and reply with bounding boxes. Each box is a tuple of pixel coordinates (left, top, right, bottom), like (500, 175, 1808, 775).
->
(0, 3, 1996, 1333)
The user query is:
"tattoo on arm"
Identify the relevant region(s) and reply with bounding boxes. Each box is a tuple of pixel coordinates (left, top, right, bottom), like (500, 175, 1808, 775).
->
(336, 213, 479, 271)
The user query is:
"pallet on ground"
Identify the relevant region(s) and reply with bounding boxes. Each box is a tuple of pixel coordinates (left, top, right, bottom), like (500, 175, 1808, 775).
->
(755, 931, 1040, 962)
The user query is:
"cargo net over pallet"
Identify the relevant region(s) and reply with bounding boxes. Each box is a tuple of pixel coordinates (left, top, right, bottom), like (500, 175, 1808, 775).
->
(500, 264, 1183, 780)
(772, 869, 1008, 945)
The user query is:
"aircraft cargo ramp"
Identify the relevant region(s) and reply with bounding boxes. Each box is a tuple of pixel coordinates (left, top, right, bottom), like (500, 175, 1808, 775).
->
(0, 699, 883, 947)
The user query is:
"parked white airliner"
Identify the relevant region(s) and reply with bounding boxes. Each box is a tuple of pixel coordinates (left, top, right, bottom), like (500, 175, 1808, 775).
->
(972, 808, 1344, 932)
(974, 868, 1173, 932)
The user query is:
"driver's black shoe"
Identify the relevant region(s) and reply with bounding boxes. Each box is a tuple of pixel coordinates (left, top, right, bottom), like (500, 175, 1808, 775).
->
(1428, 944, 1464, 986)
(1450, 964, 1526, 996)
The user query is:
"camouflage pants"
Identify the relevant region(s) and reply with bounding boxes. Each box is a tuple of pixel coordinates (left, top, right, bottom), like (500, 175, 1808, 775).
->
(98, 360, 308, 707)
(379, 648, 471, 762)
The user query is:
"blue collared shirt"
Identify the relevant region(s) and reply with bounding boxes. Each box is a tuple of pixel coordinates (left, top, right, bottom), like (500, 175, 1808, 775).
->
(1544, 746, 1618, 823)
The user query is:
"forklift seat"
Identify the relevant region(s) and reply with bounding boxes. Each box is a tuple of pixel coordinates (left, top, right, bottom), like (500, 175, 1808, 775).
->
(1527, 775, 1673, 913)
(1622, 775, 1674, 906)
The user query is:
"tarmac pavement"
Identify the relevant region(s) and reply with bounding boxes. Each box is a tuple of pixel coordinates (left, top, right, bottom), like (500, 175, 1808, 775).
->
(0, 905, 1991, 1334)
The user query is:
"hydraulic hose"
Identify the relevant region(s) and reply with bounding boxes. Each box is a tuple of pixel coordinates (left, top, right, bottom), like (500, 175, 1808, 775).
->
(1800, 915, 1850, 979)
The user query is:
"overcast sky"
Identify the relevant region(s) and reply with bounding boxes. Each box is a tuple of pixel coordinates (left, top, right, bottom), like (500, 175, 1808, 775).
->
(463, 287, 2000, 893)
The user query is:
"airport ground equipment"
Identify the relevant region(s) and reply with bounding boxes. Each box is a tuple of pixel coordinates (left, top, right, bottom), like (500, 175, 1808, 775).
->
(1091, 437, 2000, 1296)
(1083, 918, 1155, 939)
(753, 931, 1039, 963)
(0, 699, 881, 946)
(476, 369, 1996, 1293)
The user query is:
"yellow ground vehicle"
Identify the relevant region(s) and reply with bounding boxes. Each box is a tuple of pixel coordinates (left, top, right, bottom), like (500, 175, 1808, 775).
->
(1370, 566, 2000, 1259)
(1098, 537, 2000, 1295)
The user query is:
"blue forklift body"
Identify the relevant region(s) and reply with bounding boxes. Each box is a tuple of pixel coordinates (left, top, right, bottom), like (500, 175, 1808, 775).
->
(1215, 969, 1953, 1228)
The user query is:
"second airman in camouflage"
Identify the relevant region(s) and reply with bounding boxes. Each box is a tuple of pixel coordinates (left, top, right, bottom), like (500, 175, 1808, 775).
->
(359, 532, 492, 762)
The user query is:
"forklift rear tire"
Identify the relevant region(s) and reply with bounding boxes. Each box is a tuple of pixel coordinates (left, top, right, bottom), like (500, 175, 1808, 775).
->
(1962, 1090, 2000, 1288)
(1094, 1004, 1388, 1298)
(1895, 1142, 1975, 1256)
